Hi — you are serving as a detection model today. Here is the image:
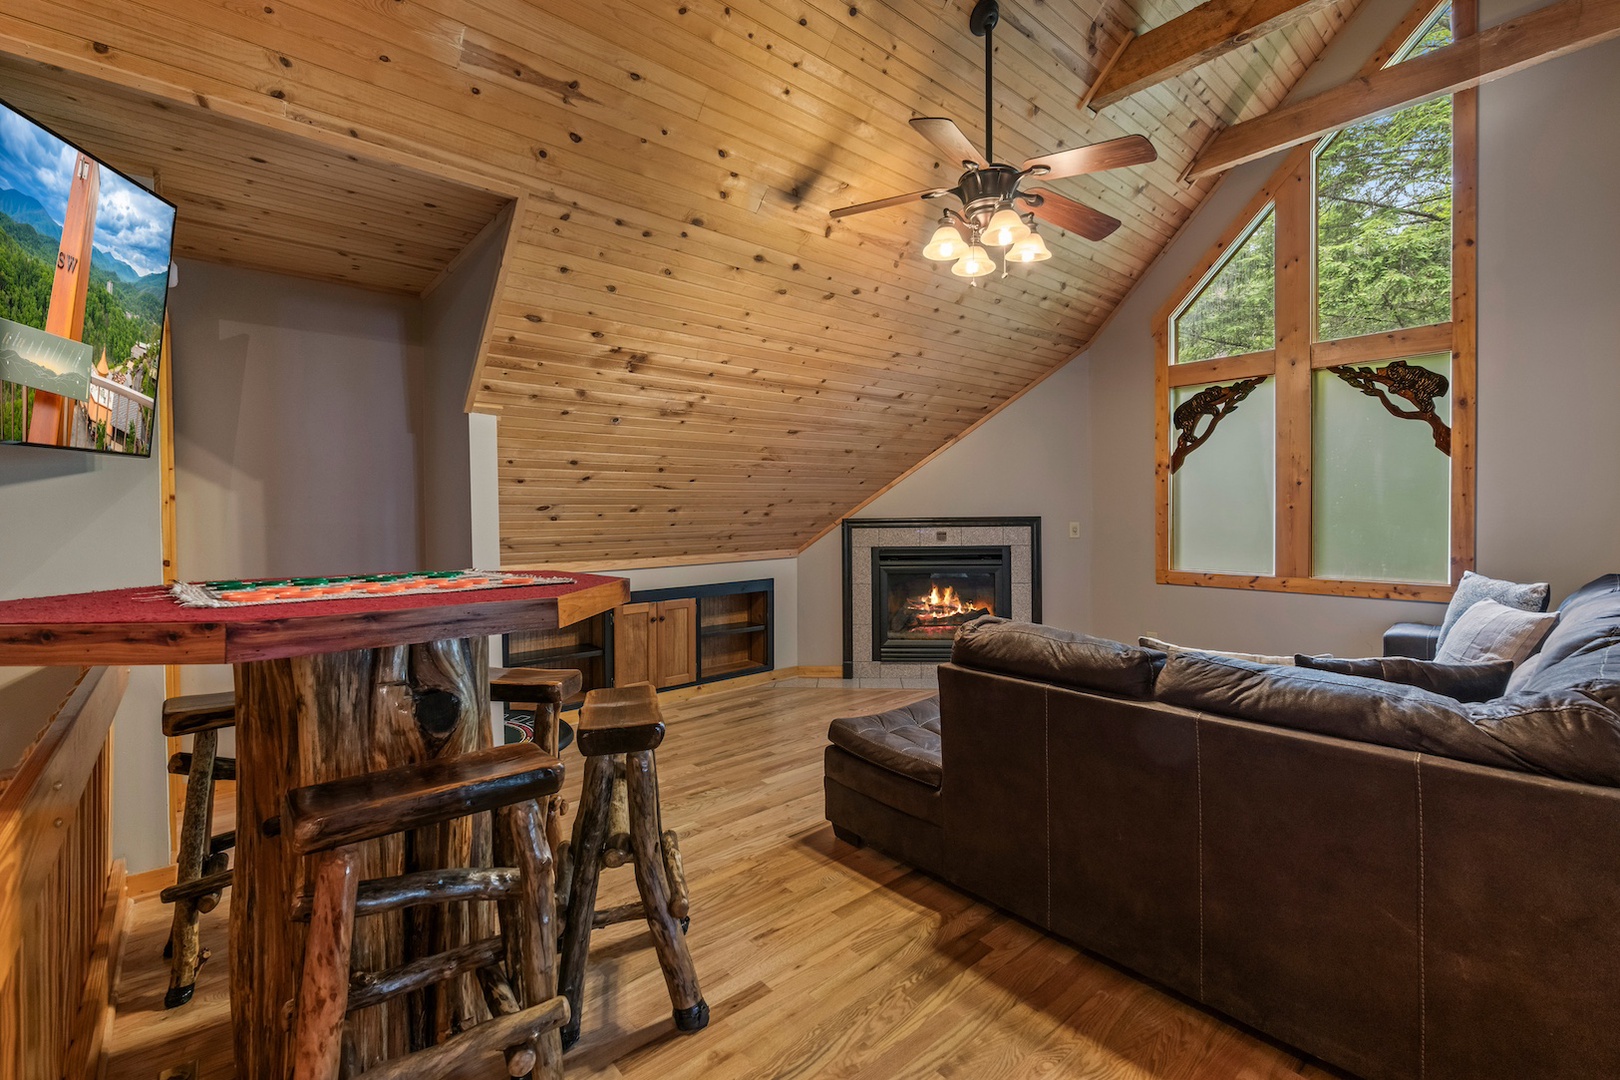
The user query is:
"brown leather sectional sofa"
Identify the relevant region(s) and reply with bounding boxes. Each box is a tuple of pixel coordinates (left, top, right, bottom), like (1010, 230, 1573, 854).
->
(824, 574, 1620, 1080)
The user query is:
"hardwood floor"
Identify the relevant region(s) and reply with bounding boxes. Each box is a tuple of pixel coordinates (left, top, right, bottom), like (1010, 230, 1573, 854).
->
(104, 684, 1342, 1079)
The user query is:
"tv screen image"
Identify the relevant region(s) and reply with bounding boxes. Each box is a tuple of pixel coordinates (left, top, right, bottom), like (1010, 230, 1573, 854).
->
(0, 96, 176, 457)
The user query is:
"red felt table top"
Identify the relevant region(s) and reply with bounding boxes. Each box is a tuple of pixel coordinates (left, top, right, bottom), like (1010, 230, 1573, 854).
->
(0, 572, 629, 667)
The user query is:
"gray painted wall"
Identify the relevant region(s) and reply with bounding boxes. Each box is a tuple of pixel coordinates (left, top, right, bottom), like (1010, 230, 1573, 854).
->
(168, 260, 423, 586)
(0, 404, 167, 870)
(418, 216, 508, 569)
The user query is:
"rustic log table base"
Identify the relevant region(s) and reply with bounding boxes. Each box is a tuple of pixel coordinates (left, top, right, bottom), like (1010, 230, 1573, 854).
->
(230, 636, 494, 1077)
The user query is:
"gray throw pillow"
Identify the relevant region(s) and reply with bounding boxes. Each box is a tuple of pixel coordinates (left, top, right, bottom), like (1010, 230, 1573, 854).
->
(1294, 654, 1513, 703)
(1434, 598, 1558, 667)
(1438, 570, 1550, 647)
(1139, 635, 1295, 666)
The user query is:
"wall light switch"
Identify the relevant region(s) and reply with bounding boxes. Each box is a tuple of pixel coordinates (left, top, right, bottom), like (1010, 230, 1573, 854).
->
(1067, 521, 1081, 539)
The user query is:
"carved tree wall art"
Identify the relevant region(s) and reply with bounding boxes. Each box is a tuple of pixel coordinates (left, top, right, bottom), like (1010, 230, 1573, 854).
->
(1170, 376, 1267, 473)
(1327, 359, 1452, 454)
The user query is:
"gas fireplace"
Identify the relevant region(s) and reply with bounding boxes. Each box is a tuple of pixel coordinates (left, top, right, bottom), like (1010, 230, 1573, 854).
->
(873, 547, 1010, 662)
(842, 517, 1041, 679)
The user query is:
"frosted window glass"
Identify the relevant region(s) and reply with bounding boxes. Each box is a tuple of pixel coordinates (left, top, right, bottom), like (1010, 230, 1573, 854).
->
(1171, 378, 1275, 575)
(1313, 354, 1451, 582)
(1174, 210, 1274, 364)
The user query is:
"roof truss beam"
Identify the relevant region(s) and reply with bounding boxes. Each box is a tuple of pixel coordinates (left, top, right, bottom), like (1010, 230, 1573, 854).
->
(1187, 0, 1620, 178)
(1081, 0, 1346, 112)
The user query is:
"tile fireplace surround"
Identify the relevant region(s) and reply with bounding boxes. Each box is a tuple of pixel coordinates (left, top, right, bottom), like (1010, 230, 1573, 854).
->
(842, 517, 1041, 682)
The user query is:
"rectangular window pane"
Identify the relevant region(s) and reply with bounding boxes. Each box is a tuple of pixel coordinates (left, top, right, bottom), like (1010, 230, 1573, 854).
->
(1315, 96, 1452, 341)
(1312, 354, 1451, 582)
(1171, 378, 1275, 575)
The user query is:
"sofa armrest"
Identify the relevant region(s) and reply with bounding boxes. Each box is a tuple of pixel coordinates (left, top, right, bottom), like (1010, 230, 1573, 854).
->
(1383, 622, 1441, 660)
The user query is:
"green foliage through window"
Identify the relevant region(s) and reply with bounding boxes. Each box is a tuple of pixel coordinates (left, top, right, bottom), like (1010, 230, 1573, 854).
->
(1315, 97, 1452, 341)
(1174, 209, 1275, 363)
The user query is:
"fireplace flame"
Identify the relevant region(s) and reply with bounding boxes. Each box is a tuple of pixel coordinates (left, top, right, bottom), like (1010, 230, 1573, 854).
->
(917, 584, 983, 620)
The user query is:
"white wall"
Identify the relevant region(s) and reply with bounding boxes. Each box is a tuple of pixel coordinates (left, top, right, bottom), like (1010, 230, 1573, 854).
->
(796, 358, 1092, 666)
(0, 428, 167, 870)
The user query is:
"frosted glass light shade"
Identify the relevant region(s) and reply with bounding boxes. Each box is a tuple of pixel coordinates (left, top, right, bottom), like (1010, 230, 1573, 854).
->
(1007, 231, 1051, 262)
(983, 208, 1030, 247)
(951, 245, 996, 278)
(923, 225, 966, 261)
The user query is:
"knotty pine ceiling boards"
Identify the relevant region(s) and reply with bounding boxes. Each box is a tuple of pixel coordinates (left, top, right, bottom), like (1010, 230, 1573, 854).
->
(0, 0, 1358, 566)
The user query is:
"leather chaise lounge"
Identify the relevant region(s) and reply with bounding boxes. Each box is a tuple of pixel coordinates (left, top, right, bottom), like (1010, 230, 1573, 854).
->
(824, 574, 1620, 1080)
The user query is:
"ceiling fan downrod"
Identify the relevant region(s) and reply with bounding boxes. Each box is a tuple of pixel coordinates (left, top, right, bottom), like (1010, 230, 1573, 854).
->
(971, 0, 999, 165)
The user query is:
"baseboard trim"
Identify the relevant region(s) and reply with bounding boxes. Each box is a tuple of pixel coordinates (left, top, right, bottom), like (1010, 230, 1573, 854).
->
(796, 666, 844, 679)
(126, 862, 177, 900)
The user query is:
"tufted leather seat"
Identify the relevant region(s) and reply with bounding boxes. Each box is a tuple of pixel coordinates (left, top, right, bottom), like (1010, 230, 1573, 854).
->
(827, 697, 942, 787)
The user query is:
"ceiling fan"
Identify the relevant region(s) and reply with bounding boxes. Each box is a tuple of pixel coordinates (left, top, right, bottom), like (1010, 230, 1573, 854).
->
(830, 0, 1157, 278)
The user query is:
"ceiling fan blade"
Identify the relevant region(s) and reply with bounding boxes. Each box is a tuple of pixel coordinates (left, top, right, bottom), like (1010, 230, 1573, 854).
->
(829, 188, 951, 219)
(1029, 190, 1121, 242)
(1022, 135, 1157, 181)
(909, 117, 987, 168)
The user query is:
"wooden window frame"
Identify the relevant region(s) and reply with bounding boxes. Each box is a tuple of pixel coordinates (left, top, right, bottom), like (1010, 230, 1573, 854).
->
(1154, 0, 1477, 601)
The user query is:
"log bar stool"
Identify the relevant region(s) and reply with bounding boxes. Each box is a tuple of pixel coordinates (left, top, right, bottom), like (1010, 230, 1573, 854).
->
(160, 690, 238, 1008)
(489, 666, 582, 856)
(287, 743, 569, 1080)
(488, 667, 582, 758)
(559, 682, 706, 1049)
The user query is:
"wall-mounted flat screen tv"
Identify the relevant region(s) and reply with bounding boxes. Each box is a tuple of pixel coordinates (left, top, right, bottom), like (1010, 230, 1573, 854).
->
(0, 95, 176, 457)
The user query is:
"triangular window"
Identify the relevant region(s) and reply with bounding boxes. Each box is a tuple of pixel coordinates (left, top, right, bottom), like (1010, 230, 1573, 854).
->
(1172, 208, 1274, 364)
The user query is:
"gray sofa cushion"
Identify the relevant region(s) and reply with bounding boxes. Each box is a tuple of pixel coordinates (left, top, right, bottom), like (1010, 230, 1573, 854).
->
(1157, 653, 1620, 787)
(1295, 654, 1513, 703)
(827, 697, 943, 788)
(953, 617, 1166, 699)
(1438, 571, 1551, 647)
(1513, 635, 1620, 712)
(1520, 574, 1620, 674)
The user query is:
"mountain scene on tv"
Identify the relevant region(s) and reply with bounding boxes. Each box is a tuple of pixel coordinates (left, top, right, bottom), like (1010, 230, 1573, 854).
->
(0, 99, 175, 455)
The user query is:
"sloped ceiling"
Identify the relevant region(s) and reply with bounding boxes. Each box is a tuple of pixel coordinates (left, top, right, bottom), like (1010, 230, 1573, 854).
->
(0, 0, 1358, 567)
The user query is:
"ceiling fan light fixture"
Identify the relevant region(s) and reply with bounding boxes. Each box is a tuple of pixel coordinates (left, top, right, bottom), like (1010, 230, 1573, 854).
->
(1008, 229, 1052, 263)
(923, 223, 965, 261)
(951, 244, 996, 278)
(983, 206, 1030, 247)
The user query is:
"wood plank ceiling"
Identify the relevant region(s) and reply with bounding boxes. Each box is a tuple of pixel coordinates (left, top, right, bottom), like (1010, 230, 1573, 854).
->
(0, 0, 1359, 566)
(0, 56, 510, 296)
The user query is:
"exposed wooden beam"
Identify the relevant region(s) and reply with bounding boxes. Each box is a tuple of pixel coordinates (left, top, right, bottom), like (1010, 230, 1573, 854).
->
(1188, 0, 1620, 178)
(1084, 0, 1345, 111)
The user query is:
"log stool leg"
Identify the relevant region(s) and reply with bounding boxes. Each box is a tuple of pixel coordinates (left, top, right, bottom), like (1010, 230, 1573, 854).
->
(557, 752, 615, 1050)
(293, 849, 359, 1080)
(502, 799, 565, 1080)
(625, 749, 708, 1033)
(164, 727, 219, 1008)
(535, 698, 568, 857)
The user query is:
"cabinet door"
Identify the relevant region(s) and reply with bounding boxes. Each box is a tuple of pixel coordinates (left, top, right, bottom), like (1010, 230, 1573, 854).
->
(613, 602, 655, 686)
(653, 598, 698, 687)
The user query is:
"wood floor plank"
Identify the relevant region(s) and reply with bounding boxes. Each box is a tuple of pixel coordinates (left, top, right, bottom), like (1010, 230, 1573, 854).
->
(101, 683, 1340, 1079)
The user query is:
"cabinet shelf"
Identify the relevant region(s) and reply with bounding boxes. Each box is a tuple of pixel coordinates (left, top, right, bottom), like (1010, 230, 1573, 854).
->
(700, 623, 768, 637)
(702, 657, 769, 679)
(508, 644, 605, 664)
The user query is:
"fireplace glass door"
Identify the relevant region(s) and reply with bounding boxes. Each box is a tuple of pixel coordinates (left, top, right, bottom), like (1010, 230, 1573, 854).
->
(873, 547, 1011, 662)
